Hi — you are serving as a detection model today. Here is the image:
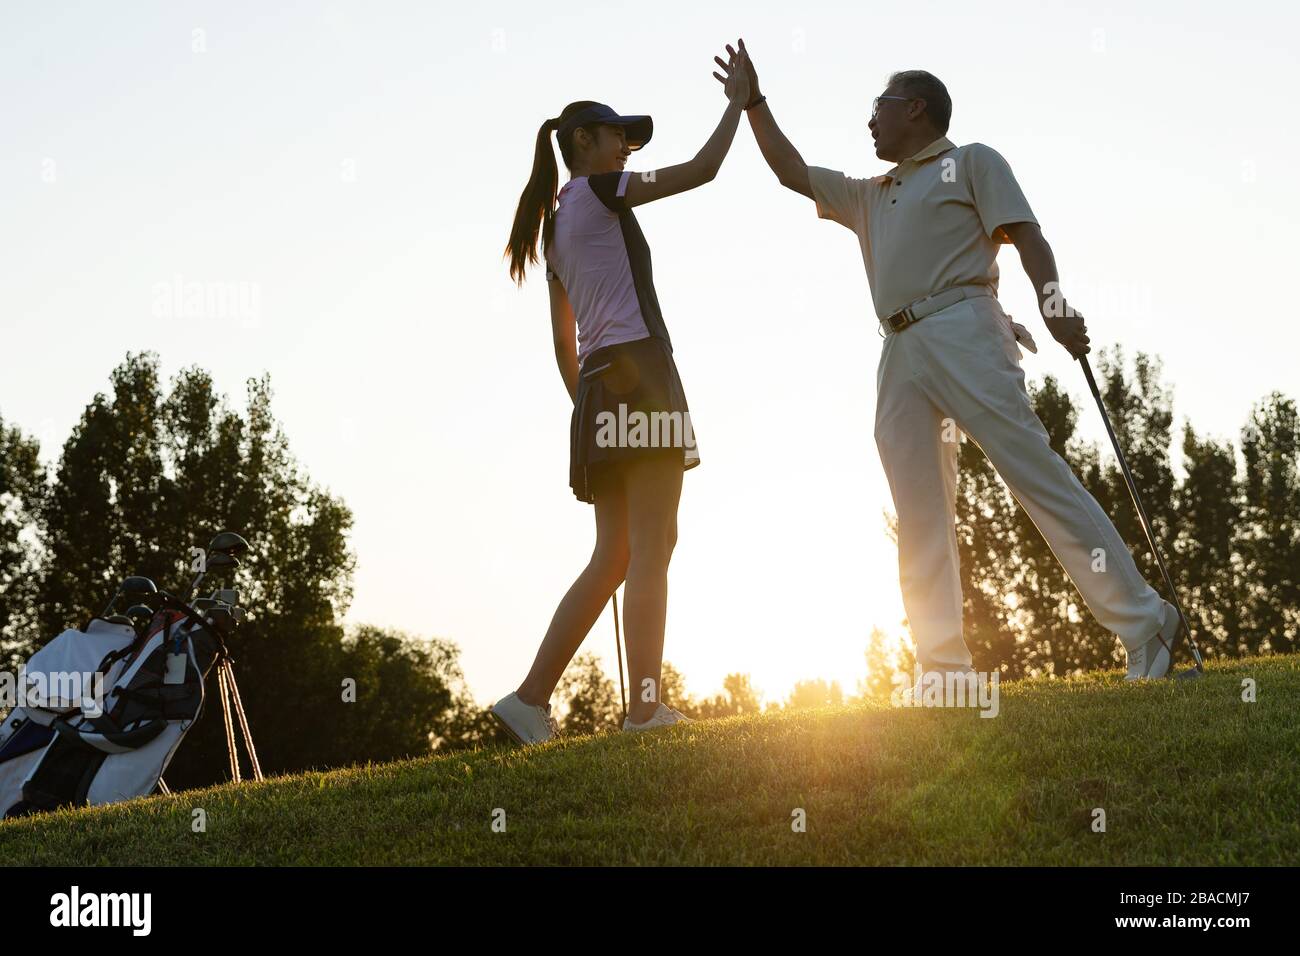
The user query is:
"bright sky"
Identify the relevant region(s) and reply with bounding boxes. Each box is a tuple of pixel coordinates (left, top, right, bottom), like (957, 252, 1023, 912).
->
(3, 1, 1297, 708)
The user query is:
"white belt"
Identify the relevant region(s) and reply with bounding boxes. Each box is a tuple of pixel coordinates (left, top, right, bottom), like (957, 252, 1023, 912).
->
(879, 284, 993, 337)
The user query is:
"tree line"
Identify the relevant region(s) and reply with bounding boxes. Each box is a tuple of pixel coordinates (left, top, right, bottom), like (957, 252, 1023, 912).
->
(0, 349, 1294, 787)
(950, 348, 1297, 679)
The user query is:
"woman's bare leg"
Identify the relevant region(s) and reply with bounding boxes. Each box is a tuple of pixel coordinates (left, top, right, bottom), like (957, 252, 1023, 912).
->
(621, 452, 683, 724)
(516, 473, 630, 707)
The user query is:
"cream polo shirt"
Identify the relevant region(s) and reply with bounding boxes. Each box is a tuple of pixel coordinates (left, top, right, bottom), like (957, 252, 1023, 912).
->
(808, 136, 1038, 320)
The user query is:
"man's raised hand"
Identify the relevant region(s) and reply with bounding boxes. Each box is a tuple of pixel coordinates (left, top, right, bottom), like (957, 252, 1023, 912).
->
(734, 38, 761, 105)
(712, 44, 751, 106)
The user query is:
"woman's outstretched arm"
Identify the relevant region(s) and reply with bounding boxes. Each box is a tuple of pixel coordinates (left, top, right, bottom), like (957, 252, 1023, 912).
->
(620, 47, 751, 207)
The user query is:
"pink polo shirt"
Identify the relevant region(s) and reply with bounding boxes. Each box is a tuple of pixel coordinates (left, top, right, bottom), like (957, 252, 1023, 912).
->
(545, 170, 674, 367)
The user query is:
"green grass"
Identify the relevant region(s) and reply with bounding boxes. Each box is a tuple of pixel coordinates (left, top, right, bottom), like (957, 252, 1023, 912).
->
(3, 655, 1298, 865)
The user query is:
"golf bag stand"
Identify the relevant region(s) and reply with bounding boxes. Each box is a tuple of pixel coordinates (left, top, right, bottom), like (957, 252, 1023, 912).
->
(214, 656, 262, 784)
(1079, 355, 1206, 674)
(160, 654, 261, 791)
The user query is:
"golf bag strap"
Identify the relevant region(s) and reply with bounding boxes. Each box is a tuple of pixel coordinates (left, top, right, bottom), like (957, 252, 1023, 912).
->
(51, 714, 168, 755)
(112, 684, 199, 720)
(95, 642, 140, 675)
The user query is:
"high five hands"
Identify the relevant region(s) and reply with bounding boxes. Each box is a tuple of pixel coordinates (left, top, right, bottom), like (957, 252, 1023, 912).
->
(707, 40, 1088, 362)
(712, 38, 755, 106)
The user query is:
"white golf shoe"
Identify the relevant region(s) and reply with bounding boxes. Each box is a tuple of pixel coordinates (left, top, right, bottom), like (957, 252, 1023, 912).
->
(892, 668, 980, 705)
(622, 703, 694, 732)
(1124, 600, 1182, 681)
(491, 692, 560, 745)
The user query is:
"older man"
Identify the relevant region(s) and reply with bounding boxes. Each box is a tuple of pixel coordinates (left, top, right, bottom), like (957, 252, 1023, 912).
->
(720, 40, 1181, 680)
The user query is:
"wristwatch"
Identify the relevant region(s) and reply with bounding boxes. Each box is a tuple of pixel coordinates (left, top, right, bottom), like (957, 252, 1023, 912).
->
(745, 94, 767, 111)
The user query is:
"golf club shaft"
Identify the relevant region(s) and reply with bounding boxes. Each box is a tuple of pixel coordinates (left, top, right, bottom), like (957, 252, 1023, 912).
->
(1079, 356, 1205, 669)
(612, 590, 627, 721)
(101, 588, 122, 618)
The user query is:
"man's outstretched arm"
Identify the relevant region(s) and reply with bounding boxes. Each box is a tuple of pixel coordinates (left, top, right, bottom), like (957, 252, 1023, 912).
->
(715, 39, 812, 198)
(747, 99, 812, 198)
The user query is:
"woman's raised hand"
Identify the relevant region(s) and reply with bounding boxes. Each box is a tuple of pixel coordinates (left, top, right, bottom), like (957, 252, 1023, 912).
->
(622, 40, 752, 207)
(712, 44, 751, 106)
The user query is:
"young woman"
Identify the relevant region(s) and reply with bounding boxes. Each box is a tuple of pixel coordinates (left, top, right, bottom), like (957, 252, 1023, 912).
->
(493, 49, 752, 742)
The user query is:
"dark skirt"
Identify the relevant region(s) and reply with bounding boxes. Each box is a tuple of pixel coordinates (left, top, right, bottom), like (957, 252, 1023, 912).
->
(569, 334, 701, 503)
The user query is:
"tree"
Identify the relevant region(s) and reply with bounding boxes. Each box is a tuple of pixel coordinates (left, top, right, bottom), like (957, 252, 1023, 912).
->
(658, 660, 697, 717)
(439, 705, 515, 751)
(695, 673, 762, 718)
(1238, 393, 1300, 654)
(1175, 424, 1245, 658)
(859, 625, 915, 702)
(23, 353, 450, 789)
(784, 679, 843, 710)
(333, 626, 462, 762)
(555, 653, 621, 735)
(0, 414, 45, 673)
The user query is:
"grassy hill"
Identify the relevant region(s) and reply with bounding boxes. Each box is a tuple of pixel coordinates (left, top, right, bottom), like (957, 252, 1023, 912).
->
(3, 654, 1297, 865)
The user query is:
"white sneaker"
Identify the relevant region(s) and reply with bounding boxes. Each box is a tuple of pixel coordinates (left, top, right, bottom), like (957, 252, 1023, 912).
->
(1125, 600, 1182, 681)
(622, 703, 694, 732)
(892, 669, 979, 705)
(491, 692, 560, 745)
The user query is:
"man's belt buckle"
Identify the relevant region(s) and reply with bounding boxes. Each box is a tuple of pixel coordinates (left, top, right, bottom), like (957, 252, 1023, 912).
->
(883, 304, 918, 336)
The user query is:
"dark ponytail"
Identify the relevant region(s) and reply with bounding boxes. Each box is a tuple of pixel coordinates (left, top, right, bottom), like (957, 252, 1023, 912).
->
(505, 100, 601, 285)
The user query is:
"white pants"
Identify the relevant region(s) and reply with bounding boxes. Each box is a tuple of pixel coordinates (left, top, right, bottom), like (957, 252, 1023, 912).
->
(873, 294, 1164, 672)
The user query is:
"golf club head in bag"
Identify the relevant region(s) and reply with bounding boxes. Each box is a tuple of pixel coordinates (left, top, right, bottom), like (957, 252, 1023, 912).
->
(183, 531, 248, 601)
(208, 531, 250, 559)
(101, 575, 157, 618)
(1078, 356, 1204, 680)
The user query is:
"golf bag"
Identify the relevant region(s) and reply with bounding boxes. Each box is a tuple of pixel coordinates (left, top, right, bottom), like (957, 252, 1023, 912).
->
(0, 603, 226, 817)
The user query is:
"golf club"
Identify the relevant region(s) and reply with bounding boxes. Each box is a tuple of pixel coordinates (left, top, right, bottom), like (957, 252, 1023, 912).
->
(101, 575, 157, 618)
(1078, 354, 1205, 680)
(612, 590, 628, 723)
(208, 531, 250, 559)
(184, 542, 244, 601)
(164, 550, 261, 788)
(204, 552, 239, 575)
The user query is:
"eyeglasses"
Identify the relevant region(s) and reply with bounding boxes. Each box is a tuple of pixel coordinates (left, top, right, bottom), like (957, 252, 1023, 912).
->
(871, 95, 912, 118)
